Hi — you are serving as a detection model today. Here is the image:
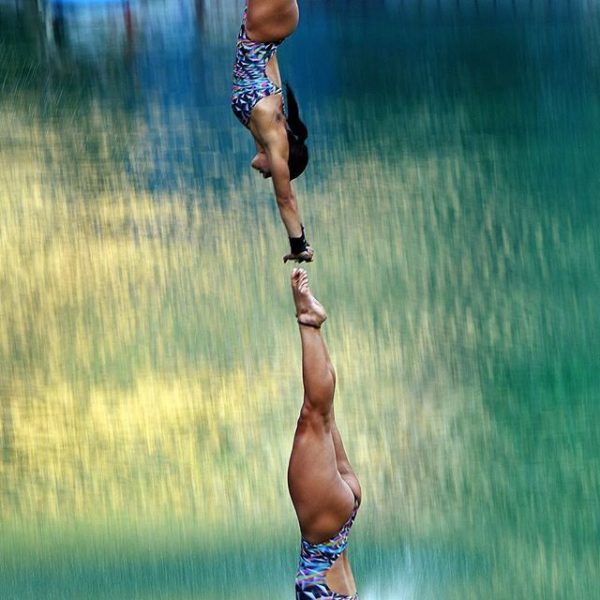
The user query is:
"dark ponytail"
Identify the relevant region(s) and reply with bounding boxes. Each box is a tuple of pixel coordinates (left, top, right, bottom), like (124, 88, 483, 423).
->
(285, 82, 309, 180)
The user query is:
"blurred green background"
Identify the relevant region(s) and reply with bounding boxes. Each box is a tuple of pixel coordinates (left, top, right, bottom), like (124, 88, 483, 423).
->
(1, 0, 599, 598)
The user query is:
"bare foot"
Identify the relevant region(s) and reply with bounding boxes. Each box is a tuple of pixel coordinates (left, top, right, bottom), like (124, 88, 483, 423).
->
(283, 246, 314, 264)
(290, 268, 327, 328)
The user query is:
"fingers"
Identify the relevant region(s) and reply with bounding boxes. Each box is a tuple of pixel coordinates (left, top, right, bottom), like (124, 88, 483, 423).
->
(283, 250, 314, 263)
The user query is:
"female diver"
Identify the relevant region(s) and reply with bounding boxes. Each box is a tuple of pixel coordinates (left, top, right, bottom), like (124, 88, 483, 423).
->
(289, 268, 362, 599)
(232, 0, 313, 263)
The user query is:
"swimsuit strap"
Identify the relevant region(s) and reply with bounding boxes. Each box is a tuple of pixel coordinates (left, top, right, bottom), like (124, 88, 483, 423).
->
(240, 5, 249, 37)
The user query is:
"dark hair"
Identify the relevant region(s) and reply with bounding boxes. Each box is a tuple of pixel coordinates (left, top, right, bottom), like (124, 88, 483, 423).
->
(285, 82, 309, 180)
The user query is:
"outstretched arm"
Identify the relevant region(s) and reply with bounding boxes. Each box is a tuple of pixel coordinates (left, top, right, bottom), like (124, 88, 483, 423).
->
(258, 112, 303, 238)
(269, 152, 303, 238)
(269, 149, 313, 262)
(251, 100, 312, 261)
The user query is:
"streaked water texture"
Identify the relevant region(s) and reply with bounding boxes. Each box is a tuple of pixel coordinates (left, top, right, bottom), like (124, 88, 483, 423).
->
(1, 0, 599, 598)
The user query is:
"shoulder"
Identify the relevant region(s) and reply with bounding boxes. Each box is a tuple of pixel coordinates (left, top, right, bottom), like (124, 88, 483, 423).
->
(250, 98, 287, 147)
(251, 94, 284, 123)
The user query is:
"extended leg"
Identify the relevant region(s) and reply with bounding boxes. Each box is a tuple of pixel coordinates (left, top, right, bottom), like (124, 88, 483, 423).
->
(293, 270, 332, 411)
(287, 269, 355, 542)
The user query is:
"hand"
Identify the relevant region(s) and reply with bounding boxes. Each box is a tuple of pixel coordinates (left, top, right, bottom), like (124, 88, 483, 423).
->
(283, 246, 314, 263)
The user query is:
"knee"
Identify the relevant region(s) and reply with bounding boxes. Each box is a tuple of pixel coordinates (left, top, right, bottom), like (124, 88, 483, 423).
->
(300, 400, 332, 425)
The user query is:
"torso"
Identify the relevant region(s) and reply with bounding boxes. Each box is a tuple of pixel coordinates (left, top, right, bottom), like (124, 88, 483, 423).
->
(231, 9, 284, 128)
(231, 2, 297, 129)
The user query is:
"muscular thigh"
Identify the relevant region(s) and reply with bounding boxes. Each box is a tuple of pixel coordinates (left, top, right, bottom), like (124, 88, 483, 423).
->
(246, 0, 299, 42)
(288, 409, 355, 541)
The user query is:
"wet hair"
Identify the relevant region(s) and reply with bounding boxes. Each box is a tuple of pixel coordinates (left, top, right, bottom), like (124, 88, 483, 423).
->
(285, 82, 309, 180)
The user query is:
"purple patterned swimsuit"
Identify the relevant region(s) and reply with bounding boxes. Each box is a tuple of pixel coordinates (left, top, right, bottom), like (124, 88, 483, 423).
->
(295, 503, 360, 600)
(231, 7, 283, 127)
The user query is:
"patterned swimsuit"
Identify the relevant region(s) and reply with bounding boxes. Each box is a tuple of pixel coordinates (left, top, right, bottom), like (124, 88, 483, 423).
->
(231, 6, 283, 127)
(295, 503, 360, 600)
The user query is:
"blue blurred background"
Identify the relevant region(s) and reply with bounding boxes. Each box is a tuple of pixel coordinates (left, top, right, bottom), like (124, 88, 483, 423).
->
(0, 1, 599, 598)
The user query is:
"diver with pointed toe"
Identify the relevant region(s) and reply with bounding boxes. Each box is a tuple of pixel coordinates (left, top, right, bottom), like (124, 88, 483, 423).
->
(288, 268, 362, 599)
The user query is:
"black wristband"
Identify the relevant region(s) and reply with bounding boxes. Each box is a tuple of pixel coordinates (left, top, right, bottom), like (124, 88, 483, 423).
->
(289, 226, 308, 255)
